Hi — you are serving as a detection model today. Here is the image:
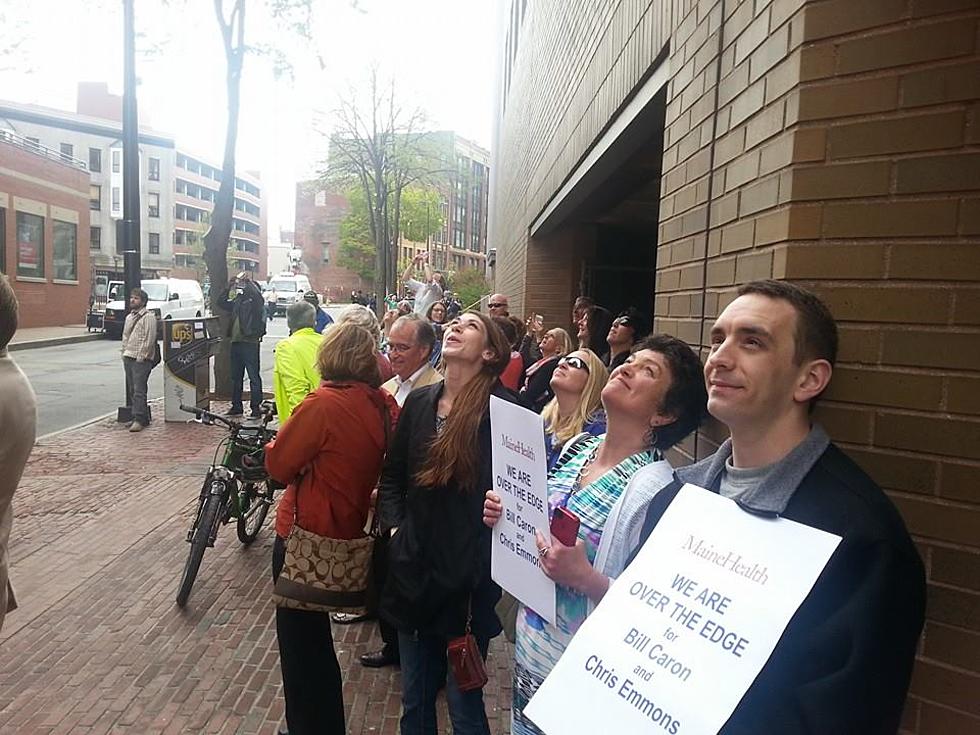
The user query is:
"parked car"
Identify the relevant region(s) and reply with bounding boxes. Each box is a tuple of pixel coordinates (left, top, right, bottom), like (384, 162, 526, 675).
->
(266, 273, 312, 316)
(103, 278, 206, 339)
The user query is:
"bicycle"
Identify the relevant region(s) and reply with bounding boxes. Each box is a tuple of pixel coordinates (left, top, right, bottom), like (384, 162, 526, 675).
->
(175, 401, 282, 607)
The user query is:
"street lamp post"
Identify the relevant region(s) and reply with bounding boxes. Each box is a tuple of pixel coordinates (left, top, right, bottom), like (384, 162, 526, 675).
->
(121, 0, 142, 300)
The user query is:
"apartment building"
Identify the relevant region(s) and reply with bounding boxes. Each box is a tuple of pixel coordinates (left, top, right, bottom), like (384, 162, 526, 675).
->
(171, 149, 267, 282)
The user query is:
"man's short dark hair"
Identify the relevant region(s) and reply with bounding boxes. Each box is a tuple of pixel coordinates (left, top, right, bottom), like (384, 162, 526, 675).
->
(632, 334, 708, 451)
(737, 280, 838, 366)
(0, 273, 19, 350)
(394, 313, 436, 358)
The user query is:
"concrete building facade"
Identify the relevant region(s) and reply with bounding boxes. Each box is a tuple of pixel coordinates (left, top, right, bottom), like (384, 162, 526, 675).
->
(490, 1, 980, 732)
(171, 150, 268, 282)
(0, 134, 91, 328)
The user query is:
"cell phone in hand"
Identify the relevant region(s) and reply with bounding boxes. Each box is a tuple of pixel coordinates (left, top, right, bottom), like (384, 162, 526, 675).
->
(550, 506, 580, 546)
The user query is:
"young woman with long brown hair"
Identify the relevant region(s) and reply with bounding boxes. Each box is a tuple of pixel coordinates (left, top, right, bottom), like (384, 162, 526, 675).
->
(378, 311, 513, 735)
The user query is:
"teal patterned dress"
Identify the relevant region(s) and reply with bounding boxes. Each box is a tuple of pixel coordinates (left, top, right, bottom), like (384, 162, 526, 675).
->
(512, 434, 658, 735)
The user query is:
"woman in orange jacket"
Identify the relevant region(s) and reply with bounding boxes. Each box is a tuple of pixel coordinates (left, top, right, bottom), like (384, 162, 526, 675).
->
(265, 322, 397, 735)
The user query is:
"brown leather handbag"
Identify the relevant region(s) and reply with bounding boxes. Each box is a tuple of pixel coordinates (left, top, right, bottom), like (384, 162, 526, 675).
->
(447, 601, 489, 692)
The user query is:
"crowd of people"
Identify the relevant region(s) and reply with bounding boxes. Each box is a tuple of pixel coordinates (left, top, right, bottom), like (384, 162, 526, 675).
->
(255, 267, 925, 735)
(0, 262, 926, 735)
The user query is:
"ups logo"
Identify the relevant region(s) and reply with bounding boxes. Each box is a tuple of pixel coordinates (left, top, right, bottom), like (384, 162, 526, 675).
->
(172, 322, 194, 344)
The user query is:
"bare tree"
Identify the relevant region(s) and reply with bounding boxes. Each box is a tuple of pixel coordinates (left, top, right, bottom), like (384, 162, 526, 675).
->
(325, 71, 450, 313)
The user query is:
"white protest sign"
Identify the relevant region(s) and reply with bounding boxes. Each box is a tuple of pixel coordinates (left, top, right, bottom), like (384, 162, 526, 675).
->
(526, 483, 842, 735)
(489, 396, 555, 625)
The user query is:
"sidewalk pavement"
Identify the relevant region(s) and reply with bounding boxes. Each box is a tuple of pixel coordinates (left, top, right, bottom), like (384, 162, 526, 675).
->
(9, 324, 102, 351)
(0, 400, 514, 734)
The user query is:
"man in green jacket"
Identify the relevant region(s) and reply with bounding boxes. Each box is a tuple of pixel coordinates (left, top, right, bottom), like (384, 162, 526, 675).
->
(273, 301, 324, 422)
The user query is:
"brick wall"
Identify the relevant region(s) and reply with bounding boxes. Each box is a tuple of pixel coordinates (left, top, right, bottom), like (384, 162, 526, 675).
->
(0, 140, 91, 328)
(293, 184, 367, 302)
(492, 1, 980, 731)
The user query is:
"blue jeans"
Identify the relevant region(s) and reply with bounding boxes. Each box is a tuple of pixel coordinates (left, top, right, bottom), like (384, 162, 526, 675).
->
(398, 631, 491, 735)
(230, 340, 262, 413)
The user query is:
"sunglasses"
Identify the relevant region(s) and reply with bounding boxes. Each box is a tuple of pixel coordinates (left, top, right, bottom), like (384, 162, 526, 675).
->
(488, 302, 506, 309)
(558, 355, 589, 373)
(612, 316, 633, 327)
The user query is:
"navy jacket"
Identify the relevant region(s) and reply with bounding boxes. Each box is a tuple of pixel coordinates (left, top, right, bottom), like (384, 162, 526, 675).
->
(632, 432, 925, 734)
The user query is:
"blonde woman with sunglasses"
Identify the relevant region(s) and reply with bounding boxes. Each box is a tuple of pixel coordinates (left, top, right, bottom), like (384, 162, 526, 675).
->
(539, 349, 608, 470)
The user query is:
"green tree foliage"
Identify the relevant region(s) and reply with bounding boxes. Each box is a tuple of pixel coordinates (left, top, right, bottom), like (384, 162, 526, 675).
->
(451, 268, 490, 312)
(337, 188, 376, 281)
(399, 186, 444, 242)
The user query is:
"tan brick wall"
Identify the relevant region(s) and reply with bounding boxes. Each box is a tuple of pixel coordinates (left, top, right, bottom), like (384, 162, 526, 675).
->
(492, 1, 980, 731)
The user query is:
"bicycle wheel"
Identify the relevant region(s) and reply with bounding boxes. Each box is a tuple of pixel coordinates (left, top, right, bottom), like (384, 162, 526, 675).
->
(176, 489, 223, 607)
(236, 481, 272, 545)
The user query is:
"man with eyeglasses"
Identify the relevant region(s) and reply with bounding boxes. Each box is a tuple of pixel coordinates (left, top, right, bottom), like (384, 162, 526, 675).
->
(604, 307, 649, 371)
(487, 293, 509, 317)
(350, 313, 444, 669)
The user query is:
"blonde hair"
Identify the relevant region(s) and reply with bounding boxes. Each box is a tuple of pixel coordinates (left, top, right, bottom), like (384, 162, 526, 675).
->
(546, 328, 573, 358)
(336, 304, 382, 346)
(541, 348, 608, 445)
(316, 322, 382, 388)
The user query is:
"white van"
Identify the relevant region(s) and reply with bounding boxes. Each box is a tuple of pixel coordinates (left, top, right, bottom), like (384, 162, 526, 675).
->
(267, 273, 313, 316)
(104, 278, 206, 338)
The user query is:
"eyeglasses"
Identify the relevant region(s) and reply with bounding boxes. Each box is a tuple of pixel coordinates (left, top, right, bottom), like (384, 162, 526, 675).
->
(612, 317, 633, 327)
(488, 302, 506, 309)
(558, 355, 589, 373)
(387, 342, 417, 354)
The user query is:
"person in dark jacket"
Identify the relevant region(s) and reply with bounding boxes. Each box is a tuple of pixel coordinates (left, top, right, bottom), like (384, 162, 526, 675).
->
(603, 306, 648, 372)
(518, 327, 572, 413)
(217, 273, 266, 418)
(378, 311, 514, 735)
(630, 280, 925, 735)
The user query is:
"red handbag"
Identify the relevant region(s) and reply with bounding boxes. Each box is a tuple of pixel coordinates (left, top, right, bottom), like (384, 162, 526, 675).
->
(447, 602, 488, 692)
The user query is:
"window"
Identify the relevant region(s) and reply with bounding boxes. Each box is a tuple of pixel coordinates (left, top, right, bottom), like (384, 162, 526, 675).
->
(53, 220, 77, 281)
(88, 147, 101, 172)
(90, 225, 101, 250)
(322, 242, 330, 263)
(111, 149, 121, 173)
(111, 187, 121, 215)
(148, 232, 160, 254)
(16, 211, 44, 278)
(25, 136, 39, 150)
(314, 190, 327, 207)
(148, 157, 160, 181)
(148, 192, 160, 218)
(89, 184, 101, 210)
(60, 143, 73, 162)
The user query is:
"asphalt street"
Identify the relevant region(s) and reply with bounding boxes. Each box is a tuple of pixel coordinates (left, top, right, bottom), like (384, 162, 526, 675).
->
(17, 306, 347, 437)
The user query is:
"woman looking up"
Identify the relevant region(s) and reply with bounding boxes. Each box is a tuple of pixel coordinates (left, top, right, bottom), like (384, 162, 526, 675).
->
(379, 312, 515, 735)
(540, 348, 608, 470)
(519, 327, 572, 413)
(425, 300, 448, 366)
(484, 334, 708, 735)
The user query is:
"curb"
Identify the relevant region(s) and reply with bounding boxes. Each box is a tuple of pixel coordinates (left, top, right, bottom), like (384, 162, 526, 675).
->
(35, 409, 118, 443)
(9, 333, 104, 352)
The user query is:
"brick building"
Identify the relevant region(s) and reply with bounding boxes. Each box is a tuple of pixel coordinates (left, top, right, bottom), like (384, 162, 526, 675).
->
(490, 1, 979, 731)
(293, 182, 366, 302)
(0, 134, 90, 328)
(0, 88, 176, 285)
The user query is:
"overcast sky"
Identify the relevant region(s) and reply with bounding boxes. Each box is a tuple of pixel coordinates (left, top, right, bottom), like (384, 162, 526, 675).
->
(0, 0, 500, 242)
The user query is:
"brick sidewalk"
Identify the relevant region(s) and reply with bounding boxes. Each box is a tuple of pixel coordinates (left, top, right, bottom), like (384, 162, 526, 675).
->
(1, 403, 514, 734)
